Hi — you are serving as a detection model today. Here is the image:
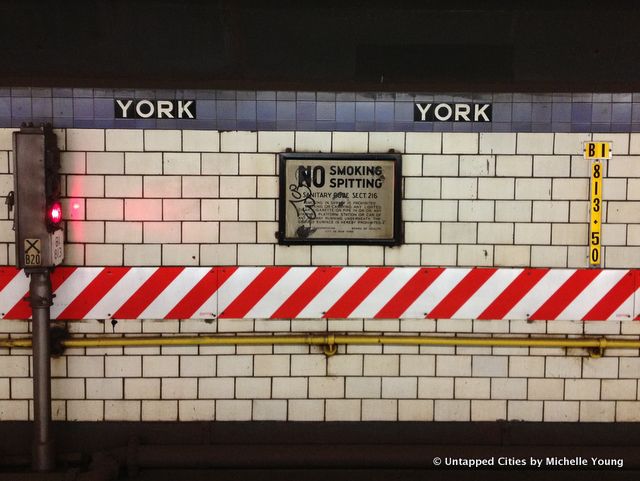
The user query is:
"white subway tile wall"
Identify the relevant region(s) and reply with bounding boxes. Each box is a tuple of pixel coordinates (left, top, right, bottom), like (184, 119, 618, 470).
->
(1, 129, 640, 421)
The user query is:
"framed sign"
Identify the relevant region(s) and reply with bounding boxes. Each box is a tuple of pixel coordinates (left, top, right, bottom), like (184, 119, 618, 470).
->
(278, 153, 402, 245)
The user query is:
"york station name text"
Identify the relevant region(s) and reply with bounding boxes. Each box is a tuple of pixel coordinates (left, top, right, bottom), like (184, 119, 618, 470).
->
(115, 99, 197, 119)
(414, 102, 492, 122)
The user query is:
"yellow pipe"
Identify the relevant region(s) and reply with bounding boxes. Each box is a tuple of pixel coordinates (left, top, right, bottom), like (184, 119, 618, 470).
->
(0, 334, 639, 350)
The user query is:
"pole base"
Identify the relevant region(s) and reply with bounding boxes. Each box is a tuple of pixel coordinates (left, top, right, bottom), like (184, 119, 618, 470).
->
(32, 439, 55, 471)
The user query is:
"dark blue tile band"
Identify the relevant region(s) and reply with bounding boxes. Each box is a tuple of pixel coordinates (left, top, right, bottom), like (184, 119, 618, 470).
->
(1, 89, 640, 132)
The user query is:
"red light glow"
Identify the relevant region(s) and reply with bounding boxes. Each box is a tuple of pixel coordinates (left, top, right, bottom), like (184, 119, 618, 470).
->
(48, 203, 62, 223)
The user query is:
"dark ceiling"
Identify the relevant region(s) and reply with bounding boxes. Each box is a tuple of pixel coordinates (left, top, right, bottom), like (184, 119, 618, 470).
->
(0, 0, 638, 91)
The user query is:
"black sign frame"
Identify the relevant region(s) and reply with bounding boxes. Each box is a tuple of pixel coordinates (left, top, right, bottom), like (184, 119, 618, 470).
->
(278, 152, 403, 246)
(413, 102, 492, 122)
(114, 99, 197, 119)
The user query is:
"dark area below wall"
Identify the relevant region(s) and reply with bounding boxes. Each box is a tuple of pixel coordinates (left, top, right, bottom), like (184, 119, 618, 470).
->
(1, 421, 640, 480)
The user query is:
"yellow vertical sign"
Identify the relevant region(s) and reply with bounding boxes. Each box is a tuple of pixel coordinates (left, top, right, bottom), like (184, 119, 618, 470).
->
(584, 141, 612, 160)
(589, 160, 603, 266)
(584, 141, 611, 266)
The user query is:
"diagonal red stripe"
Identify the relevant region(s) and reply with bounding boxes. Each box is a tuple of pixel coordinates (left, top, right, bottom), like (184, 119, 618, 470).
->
(270, 267, 341, 319)
(51, 267, 78, 290)
(56, 268, 131, 320)
(323, 267, 393, 318)
(0, 267, 21, 291)
(112, 267, 184, 319)
(219, 267, 290, 319)
(636, 271, 640, 320)
(165, 267, 236, 319)
(375, 268, 445, 318)
(529, 269, 601, 321)
(427, 268, 498, 319)
(477, 268, 549, 320)
(5, 267, 77, 320)
(0, 267, 26, 319)
(582, 270, 637, 321)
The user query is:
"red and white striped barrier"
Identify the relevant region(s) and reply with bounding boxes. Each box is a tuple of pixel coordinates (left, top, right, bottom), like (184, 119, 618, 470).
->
(0, 267, 638, 321)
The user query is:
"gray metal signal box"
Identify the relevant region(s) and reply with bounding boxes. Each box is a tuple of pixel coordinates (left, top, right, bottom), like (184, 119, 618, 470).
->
(12, 126, 64, 269)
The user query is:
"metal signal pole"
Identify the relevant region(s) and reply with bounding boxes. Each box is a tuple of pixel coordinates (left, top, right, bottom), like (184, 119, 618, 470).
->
(29, 269, 55, 471)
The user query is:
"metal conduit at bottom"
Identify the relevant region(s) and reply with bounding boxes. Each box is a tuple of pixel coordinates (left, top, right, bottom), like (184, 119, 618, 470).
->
(1, 334, 639, 356)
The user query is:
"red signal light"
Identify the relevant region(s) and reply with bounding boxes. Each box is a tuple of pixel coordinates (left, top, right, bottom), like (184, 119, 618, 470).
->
(49, 204, 61, 222)
(47, 202, 62, 228)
